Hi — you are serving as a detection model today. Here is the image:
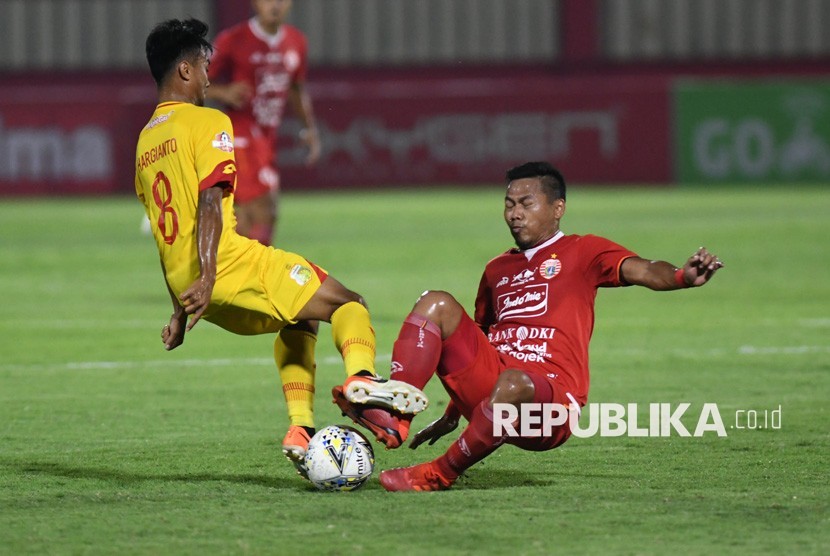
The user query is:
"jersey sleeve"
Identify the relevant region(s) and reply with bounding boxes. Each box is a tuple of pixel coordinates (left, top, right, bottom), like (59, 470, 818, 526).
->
(583, 235, 638, 288)
(194, 109, 237, 194)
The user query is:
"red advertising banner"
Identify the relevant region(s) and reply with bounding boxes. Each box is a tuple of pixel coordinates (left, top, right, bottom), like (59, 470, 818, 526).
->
(0, 84, 150, 196)
(0, 73, 671, 196)
(280, 75, 672, 188)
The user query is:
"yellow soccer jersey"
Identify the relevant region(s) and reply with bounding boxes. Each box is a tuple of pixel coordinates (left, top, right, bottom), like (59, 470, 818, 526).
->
(135, 102, 255, 303)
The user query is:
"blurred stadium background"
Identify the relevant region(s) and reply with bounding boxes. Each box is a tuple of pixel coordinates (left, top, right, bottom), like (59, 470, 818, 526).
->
(0, 0, 829, 196)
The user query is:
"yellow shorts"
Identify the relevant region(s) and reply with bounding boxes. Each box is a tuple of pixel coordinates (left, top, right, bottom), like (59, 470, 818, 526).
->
(205, 246, 327, 335)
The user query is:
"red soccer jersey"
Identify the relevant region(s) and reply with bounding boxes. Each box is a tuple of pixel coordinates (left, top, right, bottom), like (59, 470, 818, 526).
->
(474, 232, 638, 406)
(211, 19, 308, 140)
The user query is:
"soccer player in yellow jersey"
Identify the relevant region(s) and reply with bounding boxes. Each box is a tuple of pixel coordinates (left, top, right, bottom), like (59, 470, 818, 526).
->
(135, 19, 428, 478)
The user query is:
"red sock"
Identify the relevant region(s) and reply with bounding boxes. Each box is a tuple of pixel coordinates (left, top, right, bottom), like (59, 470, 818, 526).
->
(389, 313, 442, 389)
(434, 400, 504, 478)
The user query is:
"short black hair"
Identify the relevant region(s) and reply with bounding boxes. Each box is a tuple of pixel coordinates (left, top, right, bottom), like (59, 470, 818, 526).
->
(505, 161, 566, 202)
(145, 18, 213, 86)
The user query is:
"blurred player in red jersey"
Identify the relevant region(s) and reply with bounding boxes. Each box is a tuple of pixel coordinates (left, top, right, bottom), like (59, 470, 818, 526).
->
(206, 0, 327, 471)
(333, 162, 724, 491)
(208, 0, 320, 246)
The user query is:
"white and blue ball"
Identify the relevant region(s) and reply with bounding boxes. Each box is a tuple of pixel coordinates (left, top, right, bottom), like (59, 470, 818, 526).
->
(304, 425, 374, 491)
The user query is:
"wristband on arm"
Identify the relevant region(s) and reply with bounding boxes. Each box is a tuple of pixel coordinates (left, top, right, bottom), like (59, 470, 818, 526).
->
(674, 268, 691, 288)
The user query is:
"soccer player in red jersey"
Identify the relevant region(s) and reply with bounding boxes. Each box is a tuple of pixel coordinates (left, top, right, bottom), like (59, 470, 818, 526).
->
(206, 1, 326, 468)
(333, 161, 724, 491)
(207, 0, 320, 246)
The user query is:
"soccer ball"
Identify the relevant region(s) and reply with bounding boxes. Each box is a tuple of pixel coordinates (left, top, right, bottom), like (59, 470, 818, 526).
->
(304, 425, 374, 491)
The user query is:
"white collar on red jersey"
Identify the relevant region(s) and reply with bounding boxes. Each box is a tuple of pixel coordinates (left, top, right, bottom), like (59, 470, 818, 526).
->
(519, 230, 564, 261)
(249, 18, 285, 48)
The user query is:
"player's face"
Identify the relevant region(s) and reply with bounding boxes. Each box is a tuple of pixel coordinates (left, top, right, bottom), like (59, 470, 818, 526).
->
(504, 178, 565, 250)
(253, 0, 292, 30)
(191, 52, 211, 106)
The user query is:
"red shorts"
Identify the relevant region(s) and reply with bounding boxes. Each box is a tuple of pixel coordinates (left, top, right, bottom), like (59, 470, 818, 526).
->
(437, 311, 573, 451)
(233, 132, 279, 204)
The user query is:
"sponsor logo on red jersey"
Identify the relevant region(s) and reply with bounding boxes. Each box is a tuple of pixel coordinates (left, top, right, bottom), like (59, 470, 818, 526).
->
(497, 284, 548, 320)
(510, 269, 536, 286)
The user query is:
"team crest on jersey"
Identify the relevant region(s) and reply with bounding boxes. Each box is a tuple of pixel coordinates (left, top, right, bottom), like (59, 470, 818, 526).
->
(290, 264, 313, 286)
(539, 257, 562, 279)
(212, 131, 234, 152)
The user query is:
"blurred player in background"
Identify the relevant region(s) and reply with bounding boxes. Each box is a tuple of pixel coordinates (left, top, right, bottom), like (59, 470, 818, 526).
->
(207, 0, 320, 246)
(135, 18, 415, 478)
(205, 0, 326, 469)
(334, 162, 724, 491)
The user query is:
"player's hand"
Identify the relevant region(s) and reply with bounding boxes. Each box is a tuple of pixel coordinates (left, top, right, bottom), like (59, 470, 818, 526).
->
(179, 275, 215, 332)
(162, 310, 187, 351)
(680, 247, 724, 287)
(300, 127, 321, 166)
(220, 81, 253, 109)
(409, 413, 459, 450)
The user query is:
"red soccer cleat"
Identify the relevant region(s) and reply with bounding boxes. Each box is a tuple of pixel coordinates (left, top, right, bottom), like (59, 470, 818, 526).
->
(332, 385, 413, 449)
(379, 461, 456, 492)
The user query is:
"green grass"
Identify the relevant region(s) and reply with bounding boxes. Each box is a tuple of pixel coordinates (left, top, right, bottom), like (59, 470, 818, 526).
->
(0, 185, 828, 555)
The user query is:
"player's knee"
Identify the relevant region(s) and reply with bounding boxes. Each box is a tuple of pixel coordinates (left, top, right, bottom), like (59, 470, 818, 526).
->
(412, 290, 464, 337)
(491, 369, 535, 406)
(343, 290, 367, 308)
(323, 277, 366, 308)
(285, 320, 319, 335)
(414, 290, 463, 319)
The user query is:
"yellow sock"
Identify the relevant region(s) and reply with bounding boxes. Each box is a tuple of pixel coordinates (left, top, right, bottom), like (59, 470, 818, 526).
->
(330, 301, 376, 376)
(274, 328, 317, 429)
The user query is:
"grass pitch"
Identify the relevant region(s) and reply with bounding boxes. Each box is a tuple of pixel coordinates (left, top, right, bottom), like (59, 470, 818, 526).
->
(0, 185, 828, 555)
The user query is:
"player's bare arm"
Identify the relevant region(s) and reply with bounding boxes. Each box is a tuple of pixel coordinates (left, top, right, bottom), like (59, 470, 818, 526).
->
(620, 247, 724, 290)
(287, 82, 320, 165)
(179, 185, 225, 331)
(206, 81, 252, 110)
(162, 262, 187, 351)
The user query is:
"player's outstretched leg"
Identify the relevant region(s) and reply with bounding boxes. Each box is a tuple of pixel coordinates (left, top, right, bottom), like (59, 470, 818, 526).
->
(330, 317, 432, 447)
(380, 370, 536, 491)
(331, 291, 462, 449)
(379, 400, 498, 491)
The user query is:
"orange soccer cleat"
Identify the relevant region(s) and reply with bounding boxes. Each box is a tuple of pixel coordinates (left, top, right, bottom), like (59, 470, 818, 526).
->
(281, 425, 313, 479)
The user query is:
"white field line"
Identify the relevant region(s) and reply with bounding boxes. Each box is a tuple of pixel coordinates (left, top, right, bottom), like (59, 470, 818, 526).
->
(0, 354, 392, 372)
(737, 345, 830, 355)
(0, 319, 161, 330)
(1, 344, 827, 373)
(797, 318, 830, 327)
(607, 345, 830, 358)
